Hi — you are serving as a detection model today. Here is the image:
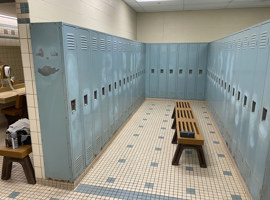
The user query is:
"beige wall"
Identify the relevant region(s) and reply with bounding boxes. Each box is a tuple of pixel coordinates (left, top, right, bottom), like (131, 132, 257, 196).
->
(137, 7, 270, 43)
(28, 0, 137, 40)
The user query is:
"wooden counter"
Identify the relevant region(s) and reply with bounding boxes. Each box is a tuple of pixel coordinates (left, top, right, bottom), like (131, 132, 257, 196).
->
(0, 84, 26, 104)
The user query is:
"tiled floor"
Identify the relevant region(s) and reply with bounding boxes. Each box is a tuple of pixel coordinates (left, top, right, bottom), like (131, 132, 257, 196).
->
(0, 100, 251, 200)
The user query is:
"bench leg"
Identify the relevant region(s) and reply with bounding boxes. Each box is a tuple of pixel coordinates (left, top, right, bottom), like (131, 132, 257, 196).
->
(1, 157, 12, 180)
(171, 118, 176, 129)
(171, 108, 175, 119)
(171, 130, 177, 144)
(19, 156, 36, 184)
(195, 146, 207, 168)
(172, 144, 184, 165)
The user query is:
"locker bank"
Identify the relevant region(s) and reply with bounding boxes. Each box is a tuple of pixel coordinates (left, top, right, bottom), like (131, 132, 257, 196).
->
(0, 0, 270, 200)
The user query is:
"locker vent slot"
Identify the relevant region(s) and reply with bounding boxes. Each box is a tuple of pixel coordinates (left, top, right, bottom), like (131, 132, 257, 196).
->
(107, 40, 112, 51)
(224, 82, 226, 90)
(160, 69, 164, 74)
(127, 77, 129, 83)
(87, 145, 93, 161)
(228, 85, 230, 93)
(242, 36, 248, 49)
(228, 40, 232, 49)
(119, 80, 121, 87)
(75, 155, 83, 173)
(118, 42, 122, 52)
(232, 88, 235, 96)
(136, 73, 138, 78)
(259, 32, 268, 48)
(170, 69, 173, 74)
(189, 70, 192, 74)
(94, 91, 97, 99)
(237, 91, 240, 101)
(66, 33, 76, 50)
(124, 78, 126, 85)
(262, 108, 267, 121)
(92, 37, 97, 51)
(252, 101, 256, 112)
(114, 82, 117, 89)
(232, 39, 236, 48)
(249, 34, 257, 49)
(113, 41, 117, 52)
(100, 39, 105, 51)
(109, 84, 111, 92)
(221, 80, 223, 87)
(219, 79, 220, 85)
(84, 95, 88, 106)
(250, 34, 257, 49)
(199, 69, 203, 75)
(102, 87, 105, 96)
(96, 136, 102, 150)
(81, 35, 88, 50)
(243, 96, 247, 106)
(71, 100, 76, 112)
(151, 69, 155, 73)
(237, 39, 241, 50)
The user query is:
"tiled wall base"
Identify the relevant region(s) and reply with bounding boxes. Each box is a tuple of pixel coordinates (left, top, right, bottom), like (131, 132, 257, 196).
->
(36, 100, 145, 191)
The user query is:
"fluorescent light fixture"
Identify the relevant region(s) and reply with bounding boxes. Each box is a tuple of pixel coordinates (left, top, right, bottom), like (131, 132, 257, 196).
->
(0, 14, 17, 20)
(136, 0, 169, 2)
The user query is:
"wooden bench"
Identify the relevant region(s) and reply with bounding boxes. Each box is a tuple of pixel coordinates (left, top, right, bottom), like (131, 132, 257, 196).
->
(171, 101, 207, 168)
(0, 145, 36, 184)
(171, 101, 192, 119)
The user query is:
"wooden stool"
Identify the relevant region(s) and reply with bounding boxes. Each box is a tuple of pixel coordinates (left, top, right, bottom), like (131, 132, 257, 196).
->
(0, 145, 36, 184)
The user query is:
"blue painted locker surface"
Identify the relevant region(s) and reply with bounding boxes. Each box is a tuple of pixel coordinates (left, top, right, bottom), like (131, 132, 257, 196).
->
(177, 44, 188, 99)
(167, 44, 177, 99)
(159, 44, 168, 98)
(31, 22, 146, 182)
(76, 28, 94, 166)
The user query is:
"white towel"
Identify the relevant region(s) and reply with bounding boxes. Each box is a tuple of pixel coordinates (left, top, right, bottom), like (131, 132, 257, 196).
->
(7, 118, 30, 135)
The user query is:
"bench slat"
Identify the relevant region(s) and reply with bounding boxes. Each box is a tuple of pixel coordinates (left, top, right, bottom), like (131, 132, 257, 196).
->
(0, 145, 32, 159)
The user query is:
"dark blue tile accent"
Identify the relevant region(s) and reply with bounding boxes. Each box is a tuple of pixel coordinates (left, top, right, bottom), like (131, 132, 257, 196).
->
(185, 150, 192, 154)
(20, 3, 29, 14)
(213, 141, 220, 144)
(149, 108, 153, 110)
(17, 18, 30, 24)
(4, 29, 8, 34)
(231, 194, 242, 200)
(205, 117, 209, 119)
(106, 177, 116, 183)
(76, 184, 187, 200)
(133, 134, 139, 136)
(11, 30, 15, 35)
(0, 36, 19, 40)
(152, 104, 155, 106)
(0, 23, 17, 28)
(8, 192, 20, 198)
(118, 159, 126, 163)
(158, 136, 164, 139)
(163, 120, 168, 122)
(155, 147, 162, 151)
(145, 183, 154, 189)
(186, 166, 193, 171)
(139, 125, 143, 128)
(143, 118, 147, 121)
(223, 171, 232, 176)
(207, 123, 212, 126)
(50, 198, 59, 200)
(161, 127, 166, 130)
(127, 145, 134, 148)
(165, 114, 169, 116)
(209, 131, 215, 134)
(146, 113, 150, 115)
(218, 154, 225, 157)
(151, 162, 158, 167)
(186, 188, 195, 195)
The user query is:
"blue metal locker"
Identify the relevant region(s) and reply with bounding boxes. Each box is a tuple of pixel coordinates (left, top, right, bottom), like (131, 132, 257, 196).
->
(186, 44, 198, 99)
(149, 44, 159, 98)
(159, 44, 167, 98)
(167, 44, 177, 99)
(76, 28, 94, 166)
(112, 37, 119, 132)
(177, 44, 187, 99)
(62, 25, 84, 179)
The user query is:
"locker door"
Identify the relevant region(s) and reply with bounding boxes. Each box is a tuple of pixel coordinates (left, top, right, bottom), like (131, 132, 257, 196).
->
(90, 31, 102, 155)
(99, 33, 109, 146)
(196, 43, 208, 100)
(112, 38, 119, 131)
(63, 25, 84, 178)
(149, 44, 159, 97)
(177, 44, 187, 99)
(118, 39, 123, 125)
(186, 44, 198, 99)
(122, 41, 128, 119)
(106, 35, 114, 138)
(159, 44, 167, 98)
(77, 28, 93, 166)
(167, 44, 177, 99)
